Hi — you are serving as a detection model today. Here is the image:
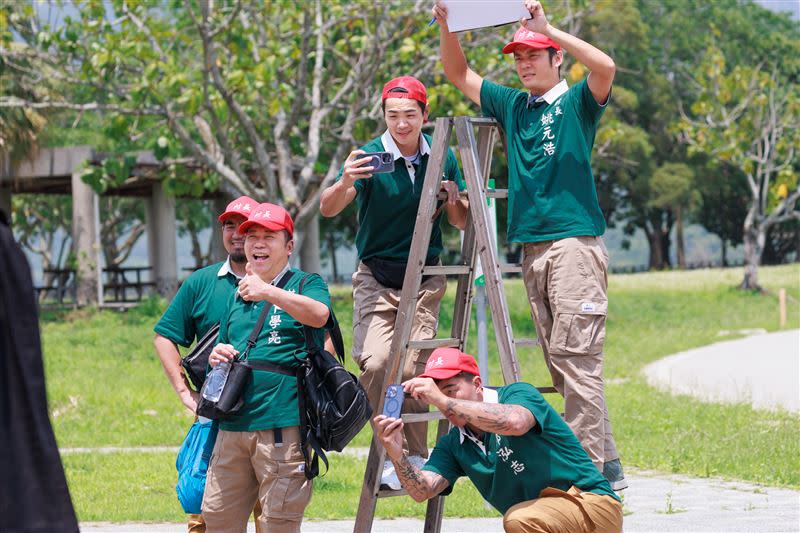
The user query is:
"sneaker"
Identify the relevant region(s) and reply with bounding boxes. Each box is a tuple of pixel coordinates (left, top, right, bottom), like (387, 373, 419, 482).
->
(380, 460, 401, 491)
(603, 458, 629, 491)
(408, 454, 427, 470)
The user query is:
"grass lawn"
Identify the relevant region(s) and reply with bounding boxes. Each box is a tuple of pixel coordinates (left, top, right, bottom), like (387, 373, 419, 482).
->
(44, 264, 800, 522)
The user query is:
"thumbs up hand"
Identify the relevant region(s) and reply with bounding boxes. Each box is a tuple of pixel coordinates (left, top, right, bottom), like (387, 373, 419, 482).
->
(238, 262, 272, 302)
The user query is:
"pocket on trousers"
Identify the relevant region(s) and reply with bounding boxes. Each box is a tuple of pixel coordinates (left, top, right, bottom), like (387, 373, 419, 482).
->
(268, 458, 312, 520)
(551, 298, 607, 355)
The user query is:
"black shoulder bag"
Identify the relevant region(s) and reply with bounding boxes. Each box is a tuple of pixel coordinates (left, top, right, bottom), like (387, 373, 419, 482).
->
(181, 323, 220, 392)
(196, 270, 294, 420)
(247, 274, 372, 480)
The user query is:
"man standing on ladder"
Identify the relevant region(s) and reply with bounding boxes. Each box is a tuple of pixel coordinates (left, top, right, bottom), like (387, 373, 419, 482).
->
(320, 75, 468, 489)
(433, 0, 626, 490)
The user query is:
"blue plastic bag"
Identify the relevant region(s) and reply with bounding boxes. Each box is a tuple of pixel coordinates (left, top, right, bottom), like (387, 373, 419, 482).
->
(176, 418, 219, 514)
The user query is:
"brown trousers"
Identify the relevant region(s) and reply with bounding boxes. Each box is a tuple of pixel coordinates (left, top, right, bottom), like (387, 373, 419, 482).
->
(187, 502, 262, 533)
(202, 427, 311, 533)
(503, 486, 623, 533)
(522, 237, 619, 469)
(351, 261, 446, 457)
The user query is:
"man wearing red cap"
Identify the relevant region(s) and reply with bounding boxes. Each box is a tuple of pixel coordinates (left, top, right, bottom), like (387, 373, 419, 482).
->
(375, 348, 622, 532)
(432, 0, 626, 490)
(320, 76, 468, 488)
(154, 195, 265, 532)
(202, 203, 333, 533)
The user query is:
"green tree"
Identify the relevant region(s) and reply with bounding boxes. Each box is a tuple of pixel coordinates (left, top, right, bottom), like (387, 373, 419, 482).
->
(648, 163, 699, 269)
(678, 47, 800, 289)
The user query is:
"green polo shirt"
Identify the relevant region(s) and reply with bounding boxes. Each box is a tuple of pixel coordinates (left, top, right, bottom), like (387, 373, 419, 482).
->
(423, 382, 619, 514)
(154, 261, 237, 346)
(216, 268, 332, 432)
(480, 79, 607, 243)
(336, 133, 464, 262)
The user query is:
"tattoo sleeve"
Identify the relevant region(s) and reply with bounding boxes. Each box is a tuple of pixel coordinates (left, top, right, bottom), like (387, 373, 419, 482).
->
(394, 454, 449, 502)
(444, 399, 536, 436)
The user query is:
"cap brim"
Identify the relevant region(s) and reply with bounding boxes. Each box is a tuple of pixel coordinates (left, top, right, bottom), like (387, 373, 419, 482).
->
(237, 220, 286, 234)
(502, 41, 551, 54)
(218, 211, 248, 222)
(417, 367, 463, 380)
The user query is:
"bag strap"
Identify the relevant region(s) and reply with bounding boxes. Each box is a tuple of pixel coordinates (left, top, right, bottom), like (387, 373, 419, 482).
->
(238, 269, 294, 361)
(298, 274, 345, 363)
(295, 273, 342, 480)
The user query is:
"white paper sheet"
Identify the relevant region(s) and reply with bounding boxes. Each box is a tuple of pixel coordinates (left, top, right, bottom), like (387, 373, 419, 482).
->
(443, 0, 531, 33)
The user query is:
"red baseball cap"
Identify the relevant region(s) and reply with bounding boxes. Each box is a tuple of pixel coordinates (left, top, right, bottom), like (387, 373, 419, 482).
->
(418, 348, 481, 380)
(218, 196, 258, 223)
(502, 27, 561, 54)
(237, 202, 295, 237)
(382, 76, 428, 106)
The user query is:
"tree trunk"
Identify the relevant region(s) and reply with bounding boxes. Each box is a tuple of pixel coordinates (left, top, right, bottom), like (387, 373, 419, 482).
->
(298, 213, 322, 275)
(720, 238, 728, 267)
(676, 206, 686, 269)
(741, 219, 765, 290)
(645, 228, 664, 270)
(326, 231, 339, 283)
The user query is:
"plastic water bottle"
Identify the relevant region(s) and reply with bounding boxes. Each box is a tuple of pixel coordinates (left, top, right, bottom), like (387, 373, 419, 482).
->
(202, 362, 230, 403)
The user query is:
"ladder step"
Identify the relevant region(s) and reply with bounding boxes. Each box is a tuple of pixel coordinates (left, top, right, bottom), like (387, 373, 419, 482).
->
(422, 265, 471, 276)
(537, 386, 558, 394)
(402, 411, 446, 423)
(500, 263, 522, 274)
(378, 488, 408, 498)
(407, 338, 461, 350)
(515, 338, 539, 347)
(486, 188, 508, 199)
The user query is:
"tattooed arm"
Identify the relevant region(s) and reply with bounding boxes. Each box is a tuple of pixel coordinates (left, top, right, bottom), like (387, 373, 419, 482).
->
(403, 377, 537, 437)
(440, 398, 536, 436)
(374, 415, 451, 502)
(393, 453, 451, 502)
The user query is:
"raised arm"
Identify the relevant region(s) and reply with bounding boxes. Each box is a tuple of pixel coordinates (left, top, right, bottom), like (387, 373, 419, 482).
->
(319, 150, 373, 217)
(432, 2, 484, 106)
(404, 377, 536, 436)
(236, 266, 330, 328)
(523, 0, 615, 104)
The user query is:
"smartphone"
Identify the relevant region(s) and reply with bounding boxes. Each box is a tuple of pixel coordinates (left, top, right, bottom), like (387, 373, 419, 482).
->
(382, 384, 405, 419)
(362, 151, 395, 174)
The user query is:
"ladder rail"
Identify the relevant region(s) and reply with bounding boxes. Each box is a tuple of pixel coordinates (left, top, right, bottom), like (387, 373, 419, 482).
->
(353, 118, 455, 533)
(354, 116, 529, 533)
(454, 117, 521, 384)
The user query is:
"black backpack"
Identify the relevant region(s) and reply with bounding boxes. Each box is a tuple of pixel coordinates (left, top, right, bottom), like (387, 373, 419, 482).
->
(246, 274, 372, 479)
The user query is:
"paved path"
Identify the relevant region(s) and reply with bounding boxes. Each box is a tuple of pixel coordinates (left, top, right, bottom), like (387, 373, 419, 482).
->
(79, 468, 800, 533)
(643, 329, 800, 412)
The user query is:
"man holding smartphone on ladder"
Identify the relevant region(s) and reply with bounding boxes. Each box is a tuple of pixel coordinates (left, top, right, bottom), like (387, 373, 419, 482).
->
(320, 75, 468, 489)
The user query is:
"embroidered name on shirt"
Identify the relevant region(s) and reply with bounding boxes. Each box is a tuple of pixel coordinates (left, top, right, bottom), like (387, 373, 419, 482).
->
(267, 330, 281, 344)
(495, 435, 526, 475)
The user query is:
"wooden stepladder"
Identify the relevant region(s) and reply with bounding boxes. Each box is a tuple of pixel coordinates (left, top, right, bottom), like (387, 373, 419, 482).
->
(353, 117, 554, 533)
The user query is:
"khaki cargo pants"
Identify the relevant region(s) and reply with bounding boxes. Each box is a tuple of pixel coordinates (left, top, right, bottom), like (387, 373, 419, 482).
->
(522, 237, 619, 469)
(202, 427, 311, 533)
(352, 261, 447, 457)
(503, 486, 623, 533)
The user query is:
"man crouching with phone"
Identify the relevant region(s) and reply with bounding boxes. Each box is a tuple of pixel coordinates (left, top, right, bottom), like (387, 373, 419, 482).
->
(320, 76, 468, 489)
(375, 348, 623, 533)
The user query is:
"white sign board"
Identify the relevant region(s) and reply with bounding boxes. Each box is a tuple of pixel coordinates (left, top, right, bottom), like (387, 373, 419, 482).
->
(443, 0, 531, 33)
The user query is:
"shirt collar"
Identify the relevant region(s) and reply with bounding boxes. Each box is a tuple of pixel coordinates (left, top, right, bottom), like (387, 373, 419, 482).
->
(457, 387, 499, 448)
(528, 79, 569, 108)
(270, 263, 291, 285)
(381, 130, 431, 162)
(217, 256, 243, 280)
